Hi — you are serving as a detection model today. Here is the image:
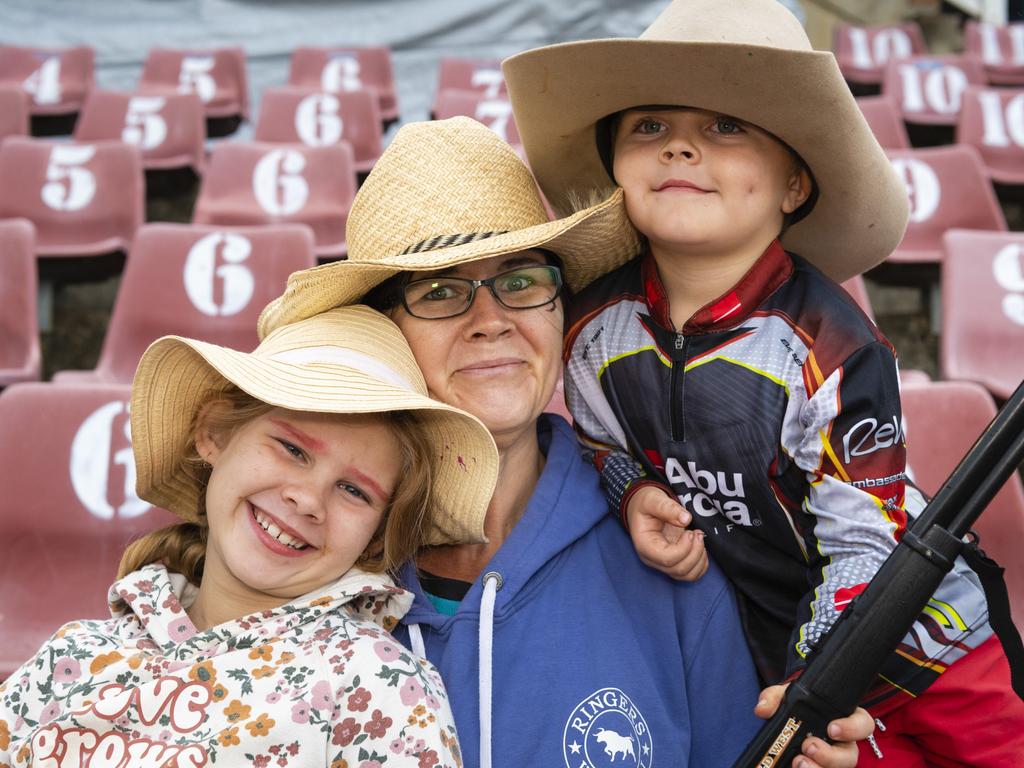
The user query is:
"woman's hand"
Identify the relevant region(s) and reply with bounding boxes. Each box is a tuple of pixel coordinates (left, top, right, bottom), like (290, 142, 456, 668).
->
(625, 485, 708, 581)
(755, 684, 874, 768)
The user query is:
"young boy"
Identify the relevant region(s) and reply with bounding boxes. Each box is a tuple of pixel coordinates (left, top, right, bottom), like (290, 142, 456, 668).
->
(504, 0, 1024, 763)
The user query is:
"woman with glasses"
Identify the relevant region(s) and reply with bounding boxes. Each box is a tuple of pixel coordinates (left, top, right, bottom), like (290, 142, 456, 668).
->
(257, 117, 874, 768)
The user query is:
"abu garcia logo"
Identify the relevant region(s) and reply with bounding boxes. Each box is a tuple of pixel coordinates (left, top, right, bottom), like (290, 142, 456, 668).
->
(563, 688, 652, 768)
(664, 458, 759, 527)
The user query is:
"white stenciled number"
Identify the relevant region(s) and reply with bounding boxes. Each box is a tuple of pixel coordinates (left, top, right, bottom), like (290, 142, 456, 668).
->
(890, 158, 941, 223)
(70, 401, 150, 520)
(321, 55, 362, 92)
(183, 232, 255, 317)
(295, 93, 343, 146)
(475, 99, 512, 141)
(897, 64, 968, 115)
(993, 243, 1024, 326)
(470, 68, 504, 98)
(178, 56, 216, 102)
(41, 144, 97, 212)
(23, 56, 61, 105)
(848, 27, 913, 69)
(979, 92, 1024, 148)
(253, 148, 309, 216)
(979, 23, 1024, 65)
(122, 96, 168, 150)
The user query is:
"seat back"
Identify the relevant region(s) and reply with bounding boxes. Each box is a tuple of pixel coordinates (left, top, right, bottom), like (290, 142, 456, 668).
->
(0, 137, 144, 257)
(192, 141, 356, 258)
(139, 47, 249, 120)
(434, 57, 505, 98)
(834, 22, 927, 86)
(957, 85, 1024, 185)
(0, 219, 40, 386)
(964, 21, 1024, 86)
(0, 44, 94, 115)
(856, 95, 911, 149)
(940, 229, 1024, 400)
(432, 89, 521, 147)
(74, 89, 206, 173)
(253, 86, 383, 173)
(839, 274, 875, 322)
(881, 55, 987, 126)
(0, 84, 29, 140)
(886, 145, 1006, 263)
(900, 379, 1024, 628)
(289, 46, 398, 122)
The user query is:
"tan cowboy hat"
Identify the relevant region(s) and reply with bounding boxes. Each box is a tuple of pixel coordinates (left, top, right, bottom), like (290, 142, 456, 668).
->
(131, 305, 499, 546)
(257, 116, 640, 337)
(502, 0, 910, 284)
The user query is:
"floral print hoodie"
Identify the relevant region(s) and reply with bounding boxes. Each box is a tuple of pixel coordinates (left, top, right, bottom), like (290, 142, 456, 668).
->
(0, 564, 461, 768)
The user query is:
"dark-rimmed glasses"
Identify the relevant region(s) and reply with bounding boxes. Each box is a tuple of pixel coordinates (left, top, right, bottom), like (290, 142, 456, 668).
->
(400, 265, 563, 320)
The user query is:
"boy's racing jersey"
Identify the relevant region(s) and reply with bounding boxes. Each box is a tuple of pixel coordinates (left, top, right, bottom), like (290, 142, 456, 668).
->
(564, 241, 992, 703)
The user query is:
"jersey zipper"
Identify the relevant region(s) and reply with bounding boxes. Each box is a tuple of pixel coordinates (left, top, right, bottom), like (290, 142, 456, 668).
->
(670, 331, 688, 442)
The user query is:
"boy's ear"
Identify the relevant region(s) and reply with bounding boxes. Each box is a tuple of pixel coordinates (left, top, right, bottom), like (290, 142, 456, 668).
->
(194, 399, 232, 465)
(782, 167, 813, 215)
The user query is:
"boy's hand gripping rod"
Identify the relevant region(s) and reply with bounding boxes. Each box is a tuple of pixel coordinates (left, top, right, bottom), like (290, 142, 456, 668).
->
(731, 379, 1024, 768)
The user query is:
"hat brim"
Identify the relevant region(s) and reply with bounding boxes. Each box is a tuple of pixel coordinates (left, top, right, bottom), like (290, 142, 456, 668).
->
(503, 39, 909, 283)
(132, 335, 498, 546)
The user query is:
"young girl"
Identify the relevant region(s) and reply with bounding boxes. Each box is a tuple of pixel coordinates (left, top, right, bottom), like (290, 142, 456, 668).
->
(0, 305, 498, 768)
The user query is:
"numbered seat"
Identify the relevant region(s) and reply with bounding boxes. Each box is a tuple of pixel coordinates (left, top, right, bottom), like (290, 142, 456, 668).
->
(0, 137, 144, 257)
(856, 96, 911, 149)
(840, 274, 875, 322)
(54, 223, 317, 384)
(881, 55, 987, 127)
(957, 86, 1024, 185)
(138, 47, 249, 122)
(0, 84, 29, 140)
(940, 229, 1024, 401)
(0, 44, 94, 116)
(192, 141, 356, 258)
(834, 23, 927, 87)
(0, 219, 41, 386)
(432, 90, 521, 149)
(964, 21, 1024, 86)
(0, 381, 178, 677)
(886, 145, 1007, 264)
(253, 86, 382, 174)
(73, 90, 206, 174)
(431, 57, 506, 113)
(900, 378, 1024, 628)
(288, 46, 398, 124)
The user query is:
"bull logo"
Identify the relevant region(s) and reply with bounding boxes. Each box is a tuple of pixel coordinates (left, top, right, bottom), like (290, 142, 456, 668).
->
(563, 688, 652, 768)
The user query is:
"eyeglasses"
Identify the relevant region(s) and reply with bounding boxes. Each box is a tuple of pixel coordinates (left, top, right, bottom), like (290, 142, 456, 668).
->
(400, 265, 563, 320)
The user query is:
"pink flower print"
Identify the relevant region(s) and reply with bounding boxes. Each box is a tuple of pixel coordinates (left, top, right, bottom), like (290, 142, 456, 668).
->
(310, 681, 333, 712)
(347, 687, 371, 712)
(414, 739, 426, 752)
(332, 717, 360, 747)
(161, 594, 179, 610)
(139, 604, 156, 616)
(373, 640, 402, 663)
(399, 678, 424, 706)
(254, 755, 271, 768)
(39, 700, 62, 724)
(363, 709, 392, 739)
(276, 758, 287, 767)
(269, 746, 281, 755)
(266, 692, 282, 704)
(418, 749, 440, 768)
(291, 700, 310, 724)
(286, 742, 299, 757)
(390, 738, 404, 754)
(425, 694, 441, 711)
(159, 729, 172, 741)
(359, 762, 383, 768)
(314, 627, 333, 642)
(167, 617, 195, 643)
(52, 656, 81, 684)
(134, 579, 155, 593)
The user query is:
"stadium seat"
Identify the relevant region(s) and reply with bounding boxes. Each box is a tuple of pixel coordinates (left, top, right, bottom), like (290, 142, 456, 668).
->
(0, 44, 94, 116)
(964, 20, 1024, 86)
(138, 47, 249, 121)
(54, 223, 317, 384)
(0, 219, 41, 387)
(856, 96, 911, 149)
(900, 379, 1024, 628)
(0, 84, 29, 140)
(957, 86, 1024, 185)
(840, 274, 875, 321)
(73, 90, 206, 174)
(834, 22, 927, 87)
(899, 368, 931, 386)
(886, 145, 1007, 264)
(432, 89, 521, 148)
(192, 141, 356, 258)
(0, 381, 178, 678)
(432, 57, 506, 112)
(0, 137, 144, 257)
(253, 86, 382, 174)
(881, 56, 987, 127)
(288, 46, 398, 124)
(940, 229, 1024, 401)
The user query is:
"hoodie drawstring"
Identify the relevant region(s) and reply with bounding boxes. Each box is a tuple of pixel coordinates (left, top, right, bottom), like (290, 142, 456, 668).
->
(479, 571, 502, 768)
(408, 623, 425, 658)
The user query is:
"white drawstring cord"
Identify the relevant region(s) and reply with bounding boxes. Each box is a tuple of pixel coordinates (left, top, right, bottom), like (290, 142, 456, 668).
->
(408, 623, 425, 659)
(479, 571, 502, 768)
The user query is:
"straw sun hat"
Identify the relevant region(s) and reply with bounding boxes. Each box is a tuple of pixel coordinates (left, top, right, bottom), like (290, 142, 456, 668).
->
(131, 305, 499, 546)
(257, 116, 640, 337)
(502, 0, 910, 284)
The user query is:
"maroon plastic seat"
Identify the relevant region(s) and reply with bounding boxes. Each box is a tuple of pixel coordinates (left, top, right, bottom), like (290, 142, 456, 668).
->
(73, 89, 206, 173)
(192, 141, 356, 258)
(288, 46, 398, 124)
(886, 145, 1007, 263)
(54, 223, 317, 384)
(839, 274, 875, 322)
(138, 47, 249, 121)
(432, 57, 506, 111)
(253, 86, 383, 174)
(940, 229, 1024, 401)
(881, 55, 987, 126)
(0, 137, 144, 257)
(0, 44, 94, 116)
(964, 20, 1024, 86)
(834, 22, 927, 86)
(0, 219, 41, 386)
(900, 379, 1024, 628)
(432, 90, 521, 148)
(0, 381, 178, 677)
(0, 84, 29, 140)
(856, 95, 911, 149)
(957, 86, 1024, 185)
(899, 368, 931, 386)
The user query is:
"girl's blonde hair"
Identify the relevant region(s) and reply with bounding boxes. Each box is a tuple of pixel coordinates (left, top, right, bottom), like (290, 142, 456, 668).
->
(118, 385, 436, 583)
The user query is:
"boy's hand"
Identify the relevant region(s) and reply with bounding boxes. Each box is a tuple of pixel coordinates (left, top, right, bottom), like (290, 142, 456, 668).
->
(755, 684, 874, 768)
(625, 485, 708, 581)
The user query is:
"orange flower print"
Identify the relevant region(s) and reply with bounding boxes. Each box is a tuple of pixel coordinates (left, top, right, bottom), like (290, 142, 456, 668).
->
(329, 760, 348, 768)
(89, 651, 124, 675)
(309, 596, 332, 607)
(245, 714, 276, 738)
(249, 645, 273, 661)
(218, 726, 240, 747)
(277, 651, 295, 665)
(127, 654, 143, 670)
(224, 699, 252, 723)
(0, 719, 10, 750)
(189, 660, 217, 684)
(211, 683, 229, 702)
(252, 665, 276, 679)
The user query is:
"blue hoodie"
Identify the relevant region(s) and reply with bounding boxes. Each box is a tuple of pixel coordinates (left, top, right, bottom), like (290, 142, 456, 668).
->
(395, 415, 762, 768)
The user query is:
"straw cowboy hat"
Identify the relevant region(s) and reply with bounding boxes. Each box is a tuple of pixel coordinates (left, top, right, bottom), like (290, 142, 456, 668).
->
(502, 0, 910, 284)
(257, 116, 640, 337)
(131, 305, 499, 546)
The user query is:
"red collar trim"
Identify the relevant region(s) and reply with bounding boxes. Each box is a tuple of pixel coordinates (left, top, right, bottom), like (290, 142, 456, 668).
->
(641, 240, 794, 332)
